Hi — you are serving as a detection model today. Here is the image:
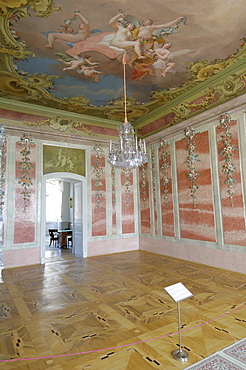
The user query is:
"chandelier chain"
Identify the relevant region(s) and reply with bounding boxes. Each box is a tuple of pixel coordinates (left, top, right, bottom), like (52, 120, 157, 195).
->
(107, 54, 148, 170)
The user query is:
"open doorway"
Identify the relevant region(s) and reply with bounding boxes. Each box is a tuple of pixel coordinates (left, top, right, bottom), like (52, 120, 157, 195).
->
(41, 172, 87, 264)
(45, 179, 73, 261)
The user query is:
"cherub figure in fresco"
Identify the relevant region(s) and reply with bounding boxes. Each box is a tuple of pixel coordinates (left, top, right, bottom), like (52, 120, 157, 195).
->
(58, 26, 75, 35)
(108, 12, 145, 61)
(44, 12, 91, 49)
(77, 65, 103, 82)
(57, 53, 102, 81)
(151, 42, 195, 77)
(58, 54, 99, 72)
(133, 16, 187, 44)
(57, 16, 77, 34)
(151, 42, 175, 77)
(126, 15, 187, 66)
(130, 59, 154, 81)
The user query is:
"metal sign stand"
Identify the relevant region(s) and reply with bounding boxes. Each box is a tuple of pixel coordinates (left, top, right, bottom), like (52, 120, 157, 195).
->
(164, 282, 193, 362)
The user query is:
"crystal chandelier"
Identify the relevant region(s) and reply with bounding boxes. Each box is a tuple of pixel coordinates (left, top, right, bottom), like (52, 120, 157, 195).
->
(107, 55, 148, 170)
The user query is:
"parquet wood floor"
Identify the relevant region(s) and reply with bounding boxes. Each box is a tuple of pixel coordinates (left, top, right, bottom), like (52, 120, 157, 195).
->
(0, 250, 245, 369)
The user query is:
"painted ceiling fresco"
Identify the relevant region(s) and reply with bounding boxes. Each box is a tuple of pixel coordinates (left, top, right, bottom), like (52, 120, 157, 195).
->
(0, 0, 246, 133)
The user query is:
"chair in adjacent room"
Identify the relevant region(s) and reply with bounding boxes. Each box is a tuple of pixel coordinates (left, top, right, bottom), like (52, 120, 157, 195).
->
(67, 231, 73, 248)
(48, 229, 60, 247)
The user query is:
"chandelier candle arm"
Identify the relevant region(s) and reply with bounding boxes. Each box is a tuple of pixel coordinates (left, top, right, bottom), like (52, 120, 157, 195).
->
(107, 54, 148, 170)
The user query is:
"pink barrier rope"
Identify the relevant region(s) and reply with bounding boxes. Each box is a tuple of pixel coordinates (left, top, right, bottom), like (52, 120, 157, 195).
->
(0, 302, 245, 363)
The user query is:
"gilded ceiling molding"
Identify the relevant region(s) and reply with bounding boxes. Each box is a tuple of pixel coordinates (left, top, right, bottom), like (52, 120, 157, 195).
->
(169, 74, 245, 127)
(0, 3, 62, 103)
(0, 1, 28, 16)
(213, 74, 245, 100)
(0, 10, 34, 59)
(140, 71, 246, 137)
(0, 1, 61, 17)
(104, 96, 149, 121)
(170, 91, 217, 125)
(23, 116, 97, 136)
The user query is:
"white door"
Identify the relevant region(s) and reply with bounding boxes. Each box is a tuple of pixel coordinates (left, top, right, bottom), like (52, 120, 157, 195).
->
(73, 182, 83, 257)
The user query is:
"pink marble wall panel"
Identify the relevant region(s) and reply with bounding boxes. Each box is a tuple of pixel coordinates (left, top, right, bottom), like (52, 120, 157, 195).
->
(2, 247, 40, 268)
(158, 145, 175, 237)
(139, 163, 151, 234)
(139, 237, 246, 274)
(0, 109, 44, 122)
(141, 112, 176, 136)
(216, 121, 246, 246)
(14, 142, 36, 244)
(176, 131, 216, 242)
(112, 208, 117, 235)
(121, 171, 135, 234)
(88, 237, 139, 256)
(91, 151, 107, 236)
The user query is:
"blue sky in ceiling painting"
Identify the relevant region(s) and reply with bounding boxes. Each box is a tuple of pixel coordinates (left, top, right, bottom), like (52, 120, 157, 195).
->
(15, 56, 155, 106)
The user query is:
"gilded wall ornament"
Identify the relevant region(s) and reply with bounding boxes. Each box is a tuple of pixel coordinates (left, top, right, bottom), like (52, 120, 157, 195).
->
(92, 145, 104, 209)
(17, 134, 35, 212)
(139, 164, 148, 208)
(122, 168, 132, 207)
(219, 113, 238, 206)
(151, 145, 157, 211)
(171, 91, 216, 125)
(184, 127, 200, 208)
(23, 116, 96, 136)
(111, 166, 116, 209)
(159, 138, 170, 207)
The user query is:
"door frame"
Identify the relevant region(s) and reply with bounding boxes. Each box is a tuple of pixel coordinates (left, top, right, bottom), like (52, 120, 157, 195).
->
(40, 172, 87, 264)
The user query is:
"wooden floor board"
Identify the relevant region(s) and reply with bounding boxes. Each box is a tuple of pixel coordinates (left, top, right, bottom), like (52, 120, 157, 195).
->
(0, 250, 245, 369)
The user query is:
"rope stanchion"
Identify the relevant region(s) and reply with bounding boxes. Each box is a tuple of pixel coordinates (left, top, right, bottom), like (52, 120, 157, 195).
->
(0, 302, 245, 363)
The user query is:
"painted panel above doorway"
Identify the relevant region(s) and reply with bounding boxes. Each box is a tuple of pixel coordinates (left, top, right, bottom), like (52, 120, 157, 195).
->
(43, 145, 85, 176)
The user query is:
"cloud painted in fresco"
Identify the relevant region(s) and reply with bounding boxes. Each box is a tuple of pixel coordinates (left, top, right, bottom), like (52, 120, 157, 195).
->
(16, 57, 126, 105)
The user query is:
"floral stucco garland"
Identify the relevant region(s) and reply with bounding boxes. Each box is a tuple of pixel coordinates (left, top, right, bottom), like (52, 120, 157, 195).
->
(184, 127, 200, 208)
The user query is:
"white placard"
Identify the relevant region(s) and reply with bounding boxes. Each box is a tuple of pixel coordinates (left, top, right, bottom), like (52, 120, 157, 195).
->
(164, 282, 193, 302)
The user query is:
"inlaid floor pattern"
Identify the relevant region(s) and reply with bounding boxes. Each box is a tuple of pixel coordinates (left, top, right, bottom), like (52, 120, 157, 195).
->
(0, 250, 245, 369)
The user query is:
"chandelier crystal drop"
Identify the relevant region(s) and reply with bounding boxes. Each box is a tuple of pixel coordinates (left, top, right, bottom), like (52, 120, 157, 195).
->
(107, 55, 148, 170)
